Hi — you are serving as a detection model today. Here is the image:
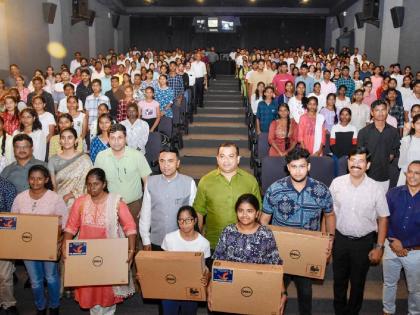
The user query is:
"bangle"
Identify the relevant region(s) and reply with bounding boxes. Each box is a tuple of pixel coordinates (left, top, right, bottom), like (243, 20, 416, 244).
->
(282, 291, 288, 296)
(128, 249, 135, 253)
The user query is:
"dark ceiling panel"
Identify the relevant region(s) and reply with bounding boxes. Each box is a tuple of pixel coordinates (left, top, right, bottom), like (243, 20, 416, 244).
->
(121, 0, 351, 8)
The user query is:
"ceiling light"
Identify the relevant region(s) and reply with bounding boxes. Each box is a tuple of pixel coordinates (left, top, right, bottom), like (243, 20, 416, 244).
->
(249, 0, 256, 3)
(300, 0, 310, 4)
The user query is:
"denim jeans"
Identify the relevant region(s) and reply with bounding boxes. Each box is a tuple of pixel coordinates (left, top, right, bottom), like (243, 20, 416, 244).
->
(162, 300, 198, 315)
(383, 249, 420, 314)
(24, 260, 60, 310)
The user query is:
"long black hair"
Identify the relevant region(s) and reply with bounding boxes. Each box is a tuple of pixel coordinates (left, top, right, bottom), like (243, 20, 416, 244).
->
(19, 108, 42, 132)
(97, 113, 113, 136)
(0, 116, 6, 156)
(409, 114, 420, 137)
(326, 93, 338, 124)
(278, 103, 292, 150)
(28, 165, 54, 191)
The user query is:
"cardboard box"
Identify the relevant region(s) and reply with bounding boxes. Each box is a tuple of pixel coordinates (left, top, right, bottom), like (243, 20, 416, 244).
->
(135, 251, 206, 301)
(211, 260, 283, 315)
(269, 225, 330, 279)
(0, 213, 60, 261)
(64, 238, 128, 287)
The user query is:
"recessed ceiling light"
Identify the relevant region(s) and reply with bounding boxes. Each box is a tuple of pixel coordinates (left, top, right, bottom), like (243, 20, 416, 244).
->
(197, 0, 204, 3)
(300, 0, 310, 4)
(249, 0, 256, 3)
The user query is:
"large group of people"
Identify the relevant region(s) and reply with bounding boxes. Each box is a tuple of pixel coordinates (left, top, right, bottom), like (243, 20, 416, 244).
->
(0, 45, 419, 315)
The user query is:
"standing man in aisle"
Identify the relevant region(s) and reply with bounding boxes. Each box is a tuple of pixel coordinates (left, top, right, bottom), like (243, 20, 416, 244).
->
(383, 160, 420, 315)
(194, 143, 261, 250)
(139, 147, 196, 251)
(207, 47, 219, 81)
(357, 100, 400, 192)
(330, 146, 389, 315)
(260, 147, 335, 315)
(191, 52, 207, 108)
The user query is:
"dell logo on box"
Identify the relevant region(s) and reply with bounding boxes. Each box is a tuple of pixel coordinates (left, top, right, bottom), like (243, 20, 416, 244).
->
(165, 274, 176, 284)
(241, 286, 253, 297)
(21, 232, 33, 242)
(289, 249, 301, 259)
(92, 256, 103, 267)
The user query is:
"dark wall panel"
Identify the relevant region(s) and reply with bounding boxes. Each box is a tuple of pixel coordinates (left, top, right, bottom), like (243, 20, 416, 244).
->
(130, 17, 326, 51)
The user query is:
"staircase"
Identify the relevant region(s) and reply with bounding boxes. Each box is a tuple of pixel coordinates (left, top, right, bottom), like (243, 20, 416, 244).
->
(180, 75, 252, 180)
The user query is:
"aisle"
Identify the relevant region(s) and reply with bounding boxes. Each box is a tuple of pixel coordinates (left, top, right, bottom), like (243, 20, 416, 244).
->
(180, 75, 252, 180)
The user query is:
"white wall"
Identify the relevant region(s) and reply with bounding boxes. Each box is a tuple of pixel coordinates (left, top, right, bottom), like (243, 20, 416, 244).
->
(0, 0, 130, 79)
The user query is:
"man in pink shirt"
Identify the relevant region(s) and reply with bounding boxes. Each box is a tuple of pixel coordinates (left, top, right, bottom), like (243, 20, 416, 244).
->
(272, 62, 294, 96)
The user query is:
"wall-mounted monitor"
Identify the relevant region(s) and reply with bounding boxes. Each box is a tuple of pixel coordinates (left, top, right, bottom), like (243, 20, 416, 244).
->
(193, 16, 239, 33)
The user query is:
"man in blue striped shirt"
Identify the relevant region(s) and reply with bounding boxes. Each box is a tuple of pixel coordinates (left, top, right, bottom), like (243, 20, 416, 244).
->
(335, 66, 355, 98)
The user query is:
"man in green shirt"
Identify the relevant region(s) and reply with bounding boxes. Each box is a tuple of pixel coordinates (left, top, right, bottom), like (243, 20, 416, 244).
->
(95, 124, 152, 235)
(193, 143, 261, 249)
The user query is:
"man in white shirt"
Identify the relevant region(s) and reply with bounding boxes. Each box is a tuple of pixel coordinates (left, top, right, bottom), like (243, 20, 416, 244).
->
(120, 103, 149, 154)
(69, 51, 82, 74)
(349, 48, 362, 66)
(403, 80, 420, 121)
(390, 64, 404, 89)
(139, 148, 196, 251)
(191, 52, 207, 108)
(330, 146, 389, 315)
(320, 70, 337, 96)
(90, 61, 105, 81)
(53, 69, 75, 107)
(57, 83, 83, 113)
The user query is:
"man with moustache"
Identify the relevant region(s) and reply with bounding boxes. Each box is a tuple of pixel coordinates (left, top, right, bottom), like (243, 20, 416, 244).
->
(329, 146, 389, 315)
(261, 147, 336, 315)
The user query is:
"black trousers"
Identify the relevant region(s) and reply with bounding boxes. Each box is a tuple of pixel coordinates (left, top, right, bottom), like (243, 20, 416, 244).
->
(195, 77, 205, 107)
(283, 274, 313, 315)
(209, 62, 216, 79)
(333, 230, 375, 315)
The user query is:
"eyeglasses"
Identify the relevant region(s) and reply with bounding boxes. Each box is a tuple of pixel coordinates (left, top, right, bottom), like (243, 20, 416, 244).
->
(177, 217, 194, 225)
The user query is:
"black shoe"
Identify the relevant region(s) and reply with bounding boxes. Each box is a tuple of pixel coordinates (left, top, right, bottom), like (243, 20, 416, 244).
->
(5, 306, 19, 315)
(199, 104, 204, 108)
(36, 309, 46, 315)
(49, 307, 59, 315)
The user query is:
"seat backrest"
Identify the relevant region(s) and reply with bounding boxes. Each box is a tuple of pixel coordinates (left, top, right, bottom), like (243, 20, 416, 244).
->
(145, 132, 162, 165)
(158, 116, 173, 138)
(309, 156, 335, 187)
(172, 104, 182, 125)
(261, 156, 288, 194)
(257, 132, 269, 160)
(337, 156, 348, 176)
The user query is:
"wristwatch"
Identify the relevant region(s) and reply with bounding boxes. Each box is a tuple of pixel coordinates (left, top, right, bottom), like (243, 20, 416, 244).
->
(373, 243, 385, 250)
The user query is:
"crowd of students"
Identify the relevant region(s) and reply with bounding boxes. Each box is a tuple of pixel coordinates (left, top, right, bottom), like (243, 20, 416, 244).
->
(0, 45, 419, 315)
